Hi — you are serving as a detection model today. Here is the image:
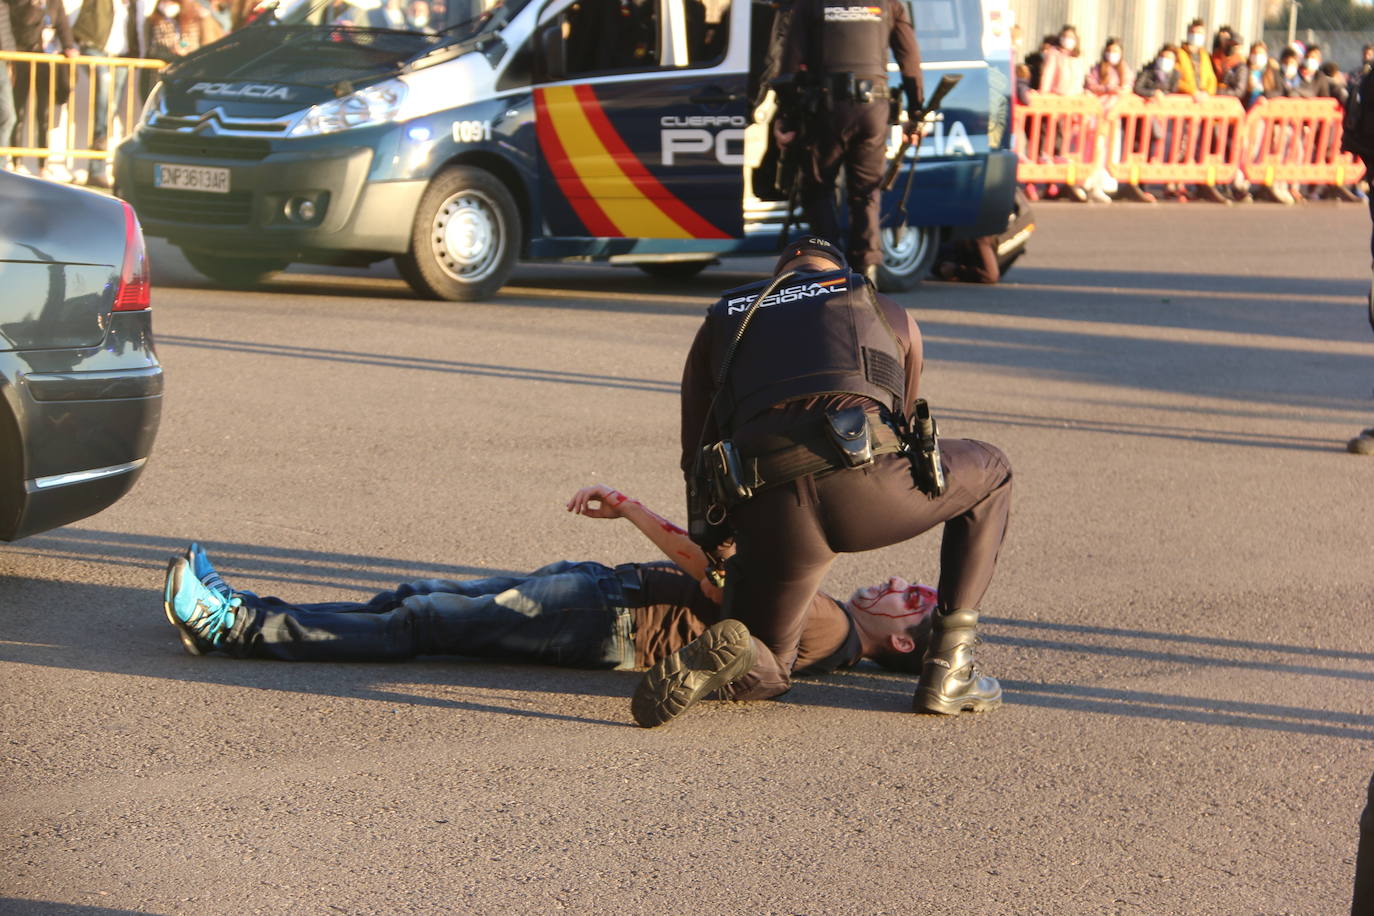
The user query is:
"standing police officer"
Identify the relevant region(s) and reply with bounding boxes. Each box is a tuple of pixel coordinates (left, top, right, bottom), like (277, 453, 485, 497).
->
(631, 235, 1012, 727)
(774, 0, 924, 284)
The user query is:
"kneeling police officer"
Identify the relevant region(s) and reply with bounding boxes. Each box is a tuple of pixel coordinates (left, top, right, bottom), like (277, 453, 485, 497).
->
(631, 235, 1012, 727)
(774, 0, 924, 283)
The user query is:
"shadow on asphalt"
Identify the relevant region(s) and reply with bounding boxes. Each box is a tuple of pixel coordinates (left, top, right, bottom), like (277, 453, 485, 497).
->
(149, 244, 757, 312)
(0, 901, 161, 915)
(7, 528, 519, 594)
(153, 327, 1368, 423)
(943, 406, 1346, 454)
(154, 279, 1371, 416)
(1009, 266, 1364, 301)
(155, 334, 679, 396)
(787, 667, 1374, 742)
(0, 573, 636, 728)
(3, 554, 1371, 739)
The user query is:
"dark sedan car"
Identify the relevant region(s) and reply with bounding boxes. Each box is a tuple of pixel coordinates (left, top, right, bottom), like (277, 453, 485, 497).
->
(0, 172, 162, 541)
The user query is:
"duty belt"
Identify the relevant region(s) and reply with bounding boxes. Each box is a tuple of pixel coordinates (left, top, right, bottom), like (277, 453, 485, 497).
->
(743, 412, 904, 490)
(824, 73, 891, 101)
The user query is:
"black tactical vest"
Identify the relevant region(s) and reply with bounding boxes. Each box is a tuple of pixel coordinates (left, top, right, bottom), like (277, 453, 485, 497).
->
(704, 269, 907, 434)
(814, 0, 892, 80)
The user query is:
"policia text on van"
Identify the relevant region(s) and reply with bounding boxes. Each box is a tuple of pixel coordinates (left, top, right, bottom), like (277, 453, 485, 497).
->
(115, 0, 1018, 301)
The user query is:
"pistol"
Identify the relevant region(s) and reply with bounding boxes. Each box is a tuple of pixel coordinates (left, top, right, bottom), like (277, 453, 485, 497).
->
(910, 399, 946, 498)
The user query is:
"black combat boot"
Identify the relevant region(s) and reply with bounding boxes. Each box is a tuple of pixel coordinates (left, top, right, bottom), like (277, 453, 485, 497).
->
(912, 608, 1002, 715)
(631, 619, 755, 728)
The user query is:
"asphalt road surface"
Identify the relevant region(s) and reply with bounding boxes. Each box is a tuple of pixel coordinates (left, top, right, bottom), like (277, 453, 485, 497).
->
(3, 202, 1372, 916)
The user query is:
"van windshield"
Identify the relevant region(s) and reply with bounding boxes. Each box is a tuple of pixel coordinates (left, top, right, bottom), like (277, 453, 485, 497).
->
(265, 0, 531, 39)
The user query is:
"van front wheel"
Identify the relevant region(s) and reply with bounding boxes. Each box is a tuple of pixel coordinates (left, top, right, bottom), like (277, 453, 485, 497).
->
(875, 223, 940, 292)
(397, 166, 520, 301)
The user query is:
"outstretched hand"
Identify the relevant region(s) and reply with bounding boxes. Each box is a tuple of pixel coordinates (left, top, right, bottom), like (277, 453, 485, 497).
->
(566, 484, 633, 519)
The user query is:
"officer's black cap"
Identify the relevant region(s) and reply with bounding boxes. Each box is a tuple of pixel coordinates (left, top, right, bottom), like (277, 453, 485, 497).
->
(774, 234, 848, 274)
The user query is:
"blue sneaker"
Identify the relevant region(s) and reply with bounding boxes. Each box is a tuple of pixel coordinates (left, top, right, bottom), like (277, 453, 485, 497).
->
(185, 542, 232, 601)
(163, 557, 240, 656)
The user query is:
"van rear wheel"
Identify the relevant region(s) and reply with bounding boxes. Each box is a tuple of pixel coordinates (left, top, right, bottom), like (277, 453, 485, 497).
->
(397, 166, 519, 301)
(182, 250, 288, 288)
(875, 224, 939, 292)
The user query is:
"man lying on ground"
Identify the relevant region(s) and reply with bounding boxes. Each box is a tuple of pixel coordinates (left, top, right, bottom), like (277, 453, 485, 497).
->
(162, 484, 936, 707)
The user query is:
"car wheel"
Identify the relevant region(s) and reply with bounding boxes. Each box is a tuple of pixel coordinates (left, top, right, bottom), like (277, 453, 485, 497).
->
(396, 166, 520, 301)
(183, 250, 289, 288)
(875, 224, 940, 292)
(636, 260, 713, 281)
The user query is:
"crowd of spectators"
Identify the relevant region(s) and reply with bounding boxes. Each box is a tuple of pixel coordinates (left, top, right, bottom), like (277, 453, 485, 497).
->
(1016, 18, 1373, 205)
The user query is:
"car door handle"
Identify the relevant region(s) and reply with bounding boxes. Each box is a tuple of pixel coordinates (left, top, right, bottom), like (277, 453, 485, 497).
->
(689, 89, 741, 105)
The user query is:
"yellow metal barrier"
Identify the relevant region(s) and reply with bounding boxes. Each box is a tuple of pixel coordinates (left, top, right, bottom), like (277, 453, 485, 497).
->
(1, 50, 165, 175)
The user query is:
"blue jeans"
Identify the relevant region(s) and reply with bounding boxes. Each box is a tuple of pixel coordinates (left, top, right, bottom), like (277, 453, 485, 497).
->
(81, 47, 128, 178)
(228, 561, 638, 669)
(0, 62, 15, 157)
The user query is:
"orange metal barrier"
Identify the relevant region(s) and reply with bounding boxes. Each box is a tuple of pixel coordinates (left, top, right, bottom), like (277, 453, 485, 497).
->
(0, 50, 165, 169)
(1240, 96, 1365, 189)
(1011, 91, 1101, 186)
(1105, 94, 1245, 188)
(1015, 92, 1364, 190)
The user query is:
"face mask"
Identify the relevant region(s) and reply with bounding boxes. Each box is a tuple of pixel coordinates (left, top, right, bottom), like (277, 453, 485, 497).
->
(1061, 37, 1076, 52)
(1285, 63, 1298, 78)
(1106, 50, 1121, 66)
(1157, 57, 1175, 74)
(1304, 58, 1319, 71)
(160, 3, 179, 16)
(1251, 54, 1267, 69)
(1188, 32, 1205, 48)
(411, 14, 427, 26)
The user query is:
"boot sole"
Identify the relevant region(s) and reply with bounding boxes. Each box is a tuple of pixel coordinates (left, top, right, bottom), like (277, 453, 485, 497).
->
(913, 685, 1003, 716)
(631, 619, 754, 728)
(163, 558, 211, 656)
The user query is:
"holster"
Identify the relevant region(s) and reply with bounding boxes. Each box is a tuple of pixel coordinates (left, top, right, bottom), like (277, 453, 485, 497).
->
(825, 72, 889, 104)
(687, 468, 731, 554)
(824, 405, 874, 467)
(687, 439, 760, 554)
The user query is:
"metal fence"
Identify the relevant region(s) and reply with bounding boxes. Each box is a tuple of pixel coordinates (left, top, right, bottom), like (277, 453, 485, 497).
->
(1, 51, 165, 176)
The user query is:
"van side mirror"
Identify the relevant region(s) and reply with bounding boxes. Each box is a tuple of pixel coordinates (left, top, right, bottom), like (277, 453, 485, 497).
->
(537, 22, 565, 82)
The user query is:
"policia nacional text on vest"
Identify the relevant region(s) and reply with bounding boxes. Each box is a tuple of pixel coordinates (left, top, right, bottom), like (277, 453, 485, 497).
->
(805, 0, 913, 101)
(686, 256, 944, 571)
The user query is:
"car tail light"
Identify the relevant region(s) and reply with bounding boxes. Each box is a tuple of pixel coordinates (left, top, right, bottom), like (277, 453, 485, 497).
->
(113, 201, 151, 311)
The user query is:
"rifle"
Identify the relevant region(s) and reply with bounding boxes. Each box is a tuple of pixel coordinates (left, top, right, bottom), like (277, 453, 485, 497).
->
(772, 73, 816, 248)
(881, 73, 963, 234)
(780, 135, 802, 247)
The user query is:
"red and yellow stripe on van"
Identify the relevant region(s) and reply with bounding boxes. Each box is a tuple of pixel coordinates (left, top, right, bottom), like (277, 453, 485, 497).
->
(534, 85, 730, 240)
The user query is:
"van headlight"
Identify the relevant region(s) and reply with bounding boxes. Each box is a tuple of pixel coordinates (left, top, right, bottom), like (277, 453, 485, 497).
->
(288, 79, 408, 137)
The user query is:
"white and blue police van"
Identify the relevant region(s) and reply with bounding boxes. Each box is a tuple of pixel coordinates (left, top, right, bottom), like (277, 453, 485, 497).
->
(115, 0, 1017, 300)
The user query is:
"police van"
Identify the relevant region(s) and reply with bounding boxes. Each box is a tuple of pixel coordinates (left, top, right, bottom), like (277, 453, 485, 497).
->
(115, 0, 1017, 300)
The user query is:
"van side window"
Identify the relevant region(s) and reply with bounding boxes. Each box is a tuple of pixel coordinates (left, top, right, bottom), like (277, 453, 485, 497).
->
(911, 0, 980, 62)
(683, 0, 729, 65)
(561, 0, 661, 75)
